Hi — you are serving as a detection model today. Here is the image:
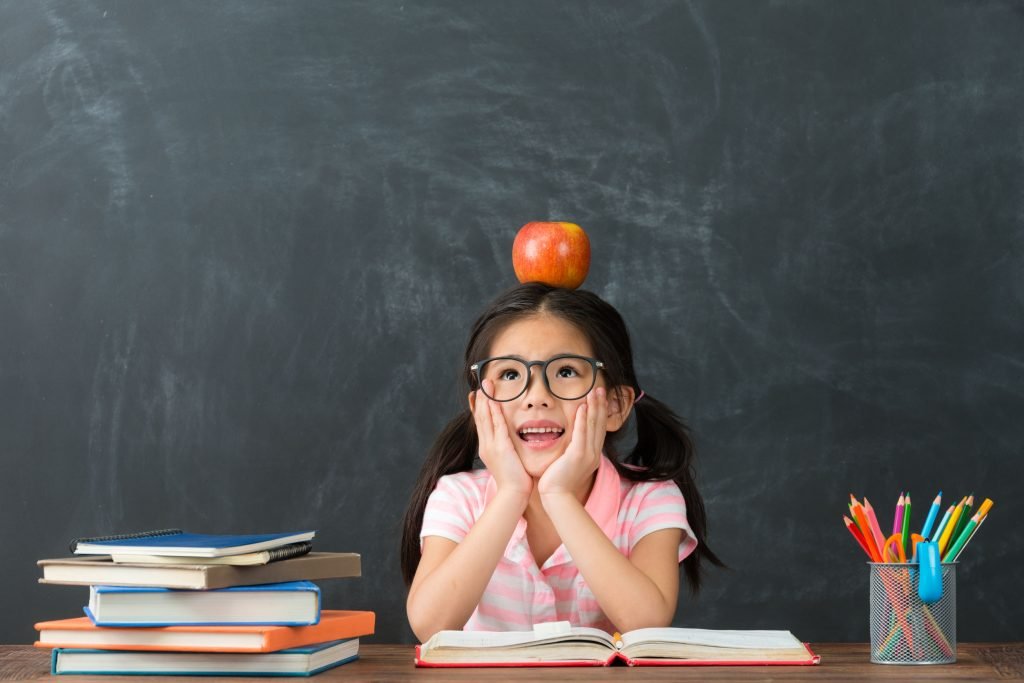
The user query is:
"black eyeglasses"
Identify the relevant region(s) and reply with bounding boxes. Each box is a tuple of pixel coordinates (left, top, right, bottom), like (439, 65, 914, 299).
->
(470, 354, 605, 402)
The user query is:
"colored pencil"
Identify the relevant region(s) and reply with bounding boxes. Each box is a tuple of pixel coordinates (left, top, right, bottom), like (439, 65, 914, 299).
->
(951, 514, 987, 561)
(943, 512, 980, 562)
(922, 604, 955, 658)
(931, 505, 954, 542)
(950, 494, 973, 546)
(920, 491, 942, 539)
(862, 498, 888, 559)
(848, 495, 862, 532)
(901, 494, 912, 558)
(975, 497, 994, 520)
(851, 502, 882, 562)
(892, 493, 905, 536)
(938, 498, 965, 556)
(844, 516, 873, 559)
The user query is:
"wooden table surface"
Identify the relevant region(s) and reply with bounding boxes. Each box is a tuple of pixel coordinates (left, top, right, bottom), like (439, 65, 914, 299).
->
(3, 643, 1023, 681)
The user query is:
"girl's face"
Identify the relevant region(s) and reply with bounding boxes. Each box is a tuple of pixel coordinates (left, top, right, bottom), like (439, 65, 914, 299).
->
(480, 314, 617, 479)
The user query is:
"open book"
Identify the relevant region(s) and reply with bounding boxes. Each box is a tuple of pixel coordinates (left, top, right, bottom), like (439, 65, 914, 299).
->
(415, 623, 819, 667)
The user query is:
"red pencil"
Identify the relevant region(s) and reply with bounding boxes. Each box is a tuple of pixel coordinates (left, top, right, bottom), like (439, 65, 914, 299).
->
(844, 515, 873, 559)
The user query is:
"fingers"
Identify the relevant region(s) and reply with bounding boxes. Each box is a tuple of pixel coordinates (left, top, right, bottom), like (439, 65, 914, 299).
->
(592, 387, 608, 454)
(470, 385, 493, 454)
(474, 380, 516, 464)
(572, 388, 606, 463)
(569, 400, 588, 458)
(487, 391, 509, 442)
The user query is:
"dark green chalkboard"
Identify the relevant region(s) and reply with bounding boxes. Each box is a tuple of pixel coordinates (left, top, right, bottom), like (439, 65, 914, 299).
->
(2, 1, 1022, 644)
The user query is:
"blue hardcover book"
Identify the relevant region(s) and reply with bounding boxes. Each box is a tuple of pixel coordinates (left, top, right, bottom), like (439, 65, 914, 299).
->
(72, 529, 316, 558)
(85, 581, 322, 627)
(51, 638, 359, 676)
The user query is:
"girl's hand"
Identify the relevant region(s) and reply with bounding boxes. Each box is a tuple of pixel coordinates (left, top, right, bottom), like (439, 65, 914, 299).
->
(538, 387, 608, 498)
(470, 380, 533, 503)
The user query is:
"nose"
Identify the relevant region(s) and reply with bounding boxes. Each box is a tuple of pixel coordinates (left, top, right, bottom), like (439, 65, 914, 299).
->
(522, 364, 552, 407)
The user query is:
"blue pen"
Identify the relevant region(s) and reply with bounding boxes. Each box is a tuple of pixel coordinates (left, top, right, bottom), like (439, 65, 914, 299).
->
(920, 491, 942, 539)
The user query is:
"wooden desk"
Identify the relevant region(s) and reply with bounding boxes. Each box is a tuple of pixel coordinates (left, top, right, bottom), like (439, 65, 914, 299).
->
(2, 643, 1022, 681)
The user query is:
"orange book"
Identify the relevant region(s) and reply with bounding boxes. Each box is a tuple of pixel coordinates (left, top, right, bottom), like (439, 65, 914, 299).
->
(35, 610, 374, 653)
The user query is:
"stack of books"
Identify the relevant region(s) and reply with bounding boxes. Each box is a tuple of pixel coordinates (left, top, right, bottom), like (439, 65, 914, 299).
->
(35, 529, 374, 676)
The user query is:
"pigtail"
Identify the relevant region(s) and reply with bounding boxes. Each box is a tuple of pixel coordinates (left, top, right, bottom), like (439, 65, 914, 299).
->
(617, 393, 725, 594)
(400, 410, 478, 586)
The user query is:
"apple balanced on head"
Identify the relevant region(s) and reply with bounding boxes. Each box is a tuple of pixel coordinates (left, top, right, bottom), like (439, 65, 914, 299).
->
(512, 221, 591, 290)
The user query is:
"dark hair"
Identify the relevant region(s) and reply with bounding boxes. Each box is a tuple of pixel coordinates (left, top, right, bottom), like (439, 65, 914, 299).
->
(400, 282, 723, 592)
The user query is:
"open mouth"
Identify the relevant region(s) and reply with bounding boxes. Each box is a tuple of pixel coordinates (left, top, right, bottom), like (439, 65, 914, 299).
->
(517, 426, 565, 445)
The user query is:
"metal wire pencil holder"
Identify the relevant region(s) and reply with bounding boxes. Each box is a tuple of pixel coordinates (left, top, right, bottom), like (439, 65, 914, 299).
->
(869, 562, 956, 665)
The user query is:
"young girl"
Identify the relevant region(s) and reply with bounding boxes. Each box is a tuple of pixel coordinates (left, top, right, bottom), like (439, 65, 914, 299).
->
(401, 283, 721, 641)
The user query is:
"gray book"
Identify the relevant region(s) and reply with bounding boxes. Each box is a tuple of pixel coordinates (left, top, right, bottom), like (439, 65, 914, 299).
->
(38, 552, 360, 590)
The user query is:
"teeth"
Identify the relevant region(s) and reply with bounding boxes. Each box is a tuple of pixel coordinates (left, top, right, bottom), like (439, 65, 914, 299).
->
(519, 427, 563, 434)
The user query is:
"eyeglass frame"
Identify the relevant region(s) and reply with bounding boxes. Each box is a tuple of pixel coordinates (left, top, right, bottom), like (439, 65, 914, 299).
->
(469, 354, 606, 402)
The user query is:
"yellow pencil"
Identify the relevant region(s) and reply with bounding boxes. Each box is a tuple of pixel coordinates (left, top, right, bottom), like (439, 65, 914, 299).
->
(975, 497, 994, 520)
(938, 497, 965, 556)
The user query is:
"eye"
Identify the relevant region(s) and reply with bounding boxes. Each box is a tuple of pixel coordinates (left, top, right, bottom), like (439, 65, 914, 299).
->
(555, 365, 579, 378)
(500, 369, 521, 381)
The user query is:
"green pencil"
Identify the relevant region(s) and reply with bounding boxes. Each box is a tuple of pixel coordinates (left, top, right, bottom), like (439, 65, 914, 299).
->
(901, 494, 912, 559)
(944, 512, 980, 562)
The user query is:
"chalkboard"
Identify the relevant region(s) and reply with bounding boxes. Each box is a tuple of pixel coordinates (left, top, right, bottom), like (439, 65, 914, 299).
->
(2, 0, 1022, 645)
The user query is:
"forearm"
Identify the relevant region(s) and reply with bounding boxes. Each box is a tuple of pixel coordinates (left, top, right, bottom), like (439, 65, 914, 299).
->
(541, 492, 676, 632)
(407, 492, 526, 641)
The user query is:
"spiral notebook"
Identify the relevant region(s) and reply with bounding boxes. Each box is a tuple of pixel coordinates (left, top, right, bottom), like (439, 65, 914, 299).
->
(71, 529, 316, 558)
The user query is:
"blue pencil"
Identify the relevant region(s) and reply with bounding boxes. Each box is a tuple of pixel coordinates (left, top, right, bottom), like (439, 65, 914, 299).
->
(931, 505, 954, 543)
(921, 491, 942, 539)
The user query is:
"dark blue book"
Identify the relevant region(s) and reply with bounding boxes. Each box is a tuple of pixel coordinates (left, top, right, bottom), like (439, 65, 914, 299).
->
(85, 581, 321, 627)
(51, 638, 359, 676)
(72, 530, 316, 558)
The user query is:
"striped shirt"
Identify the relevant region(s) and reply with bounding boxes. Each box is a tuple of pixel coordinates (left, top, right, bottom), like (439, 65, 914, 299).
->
(419, 454, 697, 633)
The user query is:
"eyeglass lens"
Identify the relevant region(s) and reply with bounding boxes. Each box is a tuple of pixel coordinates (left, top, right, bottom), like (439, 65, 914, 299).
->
(478, 356, 596, 401)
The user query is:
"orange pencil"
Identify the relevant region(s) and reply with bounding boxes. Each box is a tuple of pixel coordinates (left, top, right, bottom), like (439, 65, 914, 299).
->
(851, 500, 882, 562)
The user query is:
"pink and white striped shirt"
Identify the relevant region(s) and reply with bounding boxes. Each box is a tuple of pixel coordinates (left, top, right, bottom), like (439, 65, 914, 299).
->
(419, 455, 697, 633)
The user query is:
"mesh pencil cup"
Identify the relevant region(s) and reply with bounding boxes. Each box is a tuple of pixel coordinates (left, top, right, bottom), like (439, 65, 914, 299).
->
(869, 562, 956, 664)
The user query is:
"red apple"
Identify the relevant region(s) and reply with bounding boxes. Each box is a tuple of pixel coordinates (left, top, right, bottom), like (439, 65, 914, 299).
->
(512, 222, 591, 289)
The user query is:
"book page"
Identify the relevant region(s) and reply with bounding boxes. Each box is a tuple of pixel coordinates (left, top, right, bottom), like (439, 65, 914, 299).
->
(425, 626, 613, 650)
(620, 628, 803, 650)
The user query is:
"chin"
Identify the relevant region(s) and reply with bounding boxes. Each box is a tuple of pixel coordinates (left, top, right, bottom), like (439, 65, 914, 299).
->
(517, 449, 564, 480)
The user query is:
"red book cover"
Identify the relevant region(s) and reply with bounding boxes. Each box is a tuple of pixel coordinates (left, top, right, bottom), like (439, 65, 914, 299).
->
(414, 643, 821, 667)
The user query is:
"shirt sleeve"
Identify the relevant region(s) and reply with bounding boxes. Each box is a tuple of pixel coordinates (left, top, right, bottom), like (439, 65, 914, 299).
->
(627, 480, 698, 562)
(419, 473, 476, 548)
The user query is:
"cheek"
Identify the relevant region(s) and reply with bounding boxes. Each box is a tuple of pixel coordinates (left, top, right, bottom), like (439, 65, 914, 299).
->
(497, 405, 517, 433)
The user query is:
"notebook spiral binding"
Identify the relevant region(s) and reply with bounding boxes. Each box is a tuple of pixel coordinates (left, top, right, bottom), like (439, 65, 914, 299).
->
(265, 541, 314, 563)
(69, 529, 184, 554)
